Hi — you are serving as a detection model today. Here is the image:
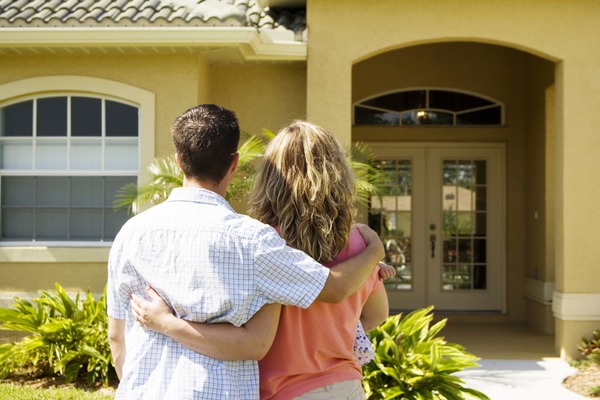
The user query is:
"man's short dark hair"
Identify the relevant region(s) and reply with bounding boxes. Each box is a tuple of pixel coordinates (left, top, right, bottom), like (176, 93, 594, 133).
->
(171, 104, 240, 184)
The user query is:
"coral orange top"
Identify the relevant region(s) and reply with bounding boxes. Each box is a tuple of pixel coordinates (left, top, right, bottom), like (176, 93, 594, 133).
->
(259, 226, 383, 400)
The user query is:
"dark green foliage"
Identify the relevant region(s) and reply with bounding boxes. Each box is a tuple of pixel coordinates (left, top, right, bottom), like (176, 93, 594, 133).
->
(362, 306, 490, 400)
(0, 283, 114, 386)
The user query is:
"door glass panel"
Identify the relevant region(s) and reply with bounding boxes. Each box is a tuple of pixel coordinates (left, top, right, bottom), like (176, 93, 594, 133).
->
(442, 159, 487, 290)
(369, 159, 412, 291)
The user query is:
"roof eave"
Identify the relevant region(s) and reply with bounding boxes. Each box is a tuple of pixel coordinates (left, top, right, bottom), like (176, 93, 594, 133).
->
(0, 27, 307, 61)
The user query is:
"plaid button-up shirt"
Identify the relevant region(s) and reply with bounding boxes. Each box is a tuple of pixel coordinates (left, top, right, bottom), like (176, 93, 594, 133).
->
(107, 188, 329, 399)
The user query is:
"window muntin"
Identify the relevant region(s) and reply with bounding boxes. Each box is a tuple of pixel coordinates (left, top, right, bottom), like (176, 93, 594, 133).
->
(354, 89, 503, 126)
(0, 95, 139, 242)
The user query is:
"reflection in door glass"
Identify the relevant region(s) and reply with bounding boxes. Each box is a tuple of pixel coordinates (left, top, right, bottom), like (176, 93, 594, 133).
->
(442, 159, 487, 290)
(368, 160, 412, 291)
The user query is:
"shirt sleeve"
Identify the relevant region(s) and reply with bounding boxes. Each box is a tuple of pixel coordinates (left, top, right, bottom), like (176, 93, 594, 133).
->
(253, 226, 329, 309)
(106, 233, 126, 320)
(106, 234, 129, 319)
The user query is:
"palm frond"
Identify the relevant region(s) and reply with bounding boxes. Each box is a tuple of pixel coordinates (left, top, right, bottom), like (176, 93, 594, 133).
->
(113, 155, 183, 215)
(113, 132, 388, 214)
(351, 141, 387, 206)
(227, 131, 274, 201)
(237, 134, 267, 172)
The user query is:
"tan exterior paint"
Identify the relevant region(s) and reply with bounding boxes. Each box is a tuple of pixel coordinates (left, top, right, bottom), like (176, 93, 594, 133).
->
(211, 63, 307, 136)
(306, 0, 600, 358)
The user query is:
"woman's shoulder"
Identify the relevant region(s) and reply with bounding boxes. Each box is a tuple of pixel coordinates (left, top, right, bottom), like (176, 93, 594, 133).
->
(347, 225, 367, 250)
(329, 225, 367, 265)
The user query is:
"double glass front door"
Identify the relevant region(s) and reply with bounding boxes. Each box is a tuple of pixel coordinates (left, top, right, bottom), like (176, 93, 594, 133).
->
(367, 144, 505, 312)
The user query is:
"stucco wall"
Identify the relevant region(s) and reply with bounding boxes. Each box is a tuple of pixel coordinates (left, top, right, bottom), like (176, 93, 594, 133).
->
(210, 63, 307, 136)
(307, 0, 600, 357)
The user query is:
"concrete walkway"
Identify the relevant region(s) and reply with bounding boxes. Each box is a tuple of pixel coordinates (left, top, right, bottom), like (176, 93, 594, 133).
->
(440, 322, 588, 399)
(456, 358, 587, 399)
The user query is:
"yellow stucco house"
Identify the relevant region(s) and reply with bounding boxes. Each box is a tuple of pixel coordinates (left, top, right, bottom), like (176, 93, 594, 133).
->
(0, 0, 599, 359)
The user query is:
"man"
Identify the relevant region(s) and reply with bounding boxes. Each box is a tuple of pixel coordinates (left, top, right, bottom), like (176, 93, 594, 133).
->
(107, 104, 384, 399)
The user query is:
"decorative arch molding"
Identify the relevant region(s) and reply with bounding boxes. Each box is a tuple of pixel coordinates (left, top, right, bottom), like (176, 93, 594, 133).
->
(351, 38, 561, 66)
(0, 75, 155, 179)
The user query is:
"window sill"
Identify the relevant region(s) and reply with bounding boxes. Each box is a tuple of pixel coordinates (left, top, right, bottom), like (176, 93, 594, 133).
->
(0, 244, 110, 263)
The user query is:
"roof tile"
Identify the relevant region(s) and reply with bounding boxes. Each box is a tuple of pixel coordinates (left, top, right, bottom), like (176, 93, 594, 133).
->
(0, 0, 307, 41)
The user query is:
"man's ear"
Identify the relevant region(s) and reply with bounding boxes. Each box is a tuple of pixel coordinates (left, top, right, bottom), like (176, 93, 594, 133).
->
(230, 152, 239, 174)
(175, 153, 183, 171)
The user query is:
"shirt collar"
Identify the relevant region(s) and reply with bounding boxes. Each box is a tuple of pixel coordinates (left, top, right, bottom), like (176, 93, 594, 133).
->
(167, 187, 235, 213)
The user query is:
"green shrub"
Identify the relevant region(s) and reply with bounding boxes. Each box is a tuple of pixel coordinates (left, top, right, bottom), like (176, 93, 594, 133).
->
(362, 306, 490, 400)
(0, 283, 114, 386)
(578, 329, 600, 363)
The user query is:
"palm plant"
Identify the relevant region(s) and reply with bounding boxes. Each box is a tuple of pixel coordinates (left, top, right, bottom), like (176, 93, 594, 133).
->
(114, 129, 385, 215)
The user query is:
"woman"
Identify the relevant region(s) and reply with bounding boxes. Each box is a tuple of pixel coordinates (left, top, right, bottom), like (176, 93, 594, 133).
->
(133, 121, 391, 399)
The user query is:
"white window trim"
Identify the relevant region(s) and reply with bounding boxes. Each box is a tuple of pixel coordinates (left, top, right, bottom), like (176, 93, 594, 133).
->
(0, 76, 155, 247)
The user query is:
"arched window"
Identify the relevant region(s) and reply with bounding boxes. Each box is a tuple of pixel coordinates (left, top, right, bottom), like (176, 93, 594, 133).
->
(0, 94, 139, 242)
(354, 89, 503, 126)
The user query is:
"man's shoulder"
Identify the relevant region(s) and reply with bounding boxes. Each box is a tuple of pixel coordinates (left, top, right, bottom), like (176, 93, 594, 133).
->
(223, 212, 276, 240)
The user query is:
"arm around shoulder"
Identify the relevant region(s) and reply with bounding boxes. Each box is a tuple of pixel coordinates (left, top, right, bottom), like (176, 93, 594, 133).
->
(316, 224, 385, 303)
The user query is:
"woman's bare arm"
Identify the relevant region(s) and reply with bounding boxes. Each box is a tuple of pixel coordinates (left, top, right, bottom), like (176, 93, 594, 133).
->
(131, 286, 281, 360)
(360, 286, 390, 332)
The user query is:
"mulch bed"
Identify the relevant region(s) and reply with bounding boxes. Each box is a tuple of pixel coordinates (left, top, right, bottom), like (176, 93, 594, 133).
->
(563, 363, 600, 398)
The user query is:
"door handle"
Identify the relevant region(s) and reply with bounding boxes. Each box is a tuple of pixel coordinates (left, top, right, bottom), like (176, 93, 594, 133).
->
(430, 233, 436, 258)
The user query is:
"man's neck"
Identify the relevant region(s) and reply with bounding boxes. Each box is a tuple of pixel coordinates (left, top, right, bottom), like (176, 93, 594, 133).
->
(183, 177, 228, 198)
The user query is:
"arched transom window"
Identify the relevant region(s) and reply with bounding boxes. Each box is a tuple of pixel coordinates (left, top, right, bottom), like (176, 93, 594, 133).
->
(354, 89, 503, 126)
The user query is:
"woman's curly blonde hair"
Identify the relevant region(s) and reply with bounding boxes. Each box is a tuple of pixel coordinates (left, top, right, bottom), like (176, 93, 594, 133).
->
(249, 121, 356, 262)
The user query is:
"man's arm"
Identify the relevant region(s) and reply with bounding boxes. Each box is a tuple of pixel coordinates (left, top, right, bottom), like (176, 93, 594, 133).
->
(316, 223, 385, 304)
(108, 317, 126, 380)
(131, 286, 281, 361)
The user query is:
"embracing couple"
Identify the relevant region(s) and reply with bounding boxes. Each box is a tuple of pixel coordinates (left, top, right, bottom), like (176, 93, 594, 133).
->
(107, 104, 393, 399)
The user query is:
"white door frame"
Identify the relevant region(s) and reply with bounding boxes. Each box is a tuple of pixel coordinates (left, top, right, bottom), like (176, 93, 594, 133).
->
(366, 142, 506, 312)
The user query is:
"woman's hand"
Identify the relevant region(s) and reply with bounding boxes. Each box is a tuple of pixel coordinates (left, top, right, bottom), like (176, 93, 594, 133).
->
(131, 286, 175, 334)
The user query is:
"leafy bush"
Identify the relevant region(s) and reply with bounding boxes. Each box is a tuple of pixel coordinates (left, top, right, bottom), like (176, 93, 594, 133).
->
(362, 306, 490, 400)
(0, 283, 114, 386)
(578, 329, 600, 363)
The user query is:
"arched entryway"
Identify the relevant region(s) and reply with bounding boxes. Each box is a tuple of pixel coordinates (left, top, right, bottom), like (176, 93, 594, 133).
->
(352, 42, 555, 330)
